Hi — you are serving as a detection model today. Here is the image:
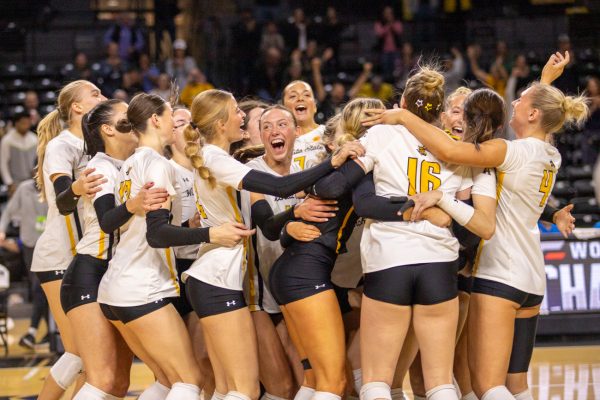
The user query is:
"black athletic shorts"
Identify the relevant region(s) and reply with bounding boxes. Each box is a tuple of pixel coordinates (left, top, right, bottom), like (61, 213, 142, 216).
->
(36, 269, 65, 284)
(269, 241, 337, 306)
(100, 298, 172, 324)
(457, 273, 473, 294)
(364, 260, 459, 306)
(333, 284, 352, 314)
(61, 254, 107, 313)
(472, 278, 543, 308)
(185, 277, 247, 318)
(171, 258, 194, 317)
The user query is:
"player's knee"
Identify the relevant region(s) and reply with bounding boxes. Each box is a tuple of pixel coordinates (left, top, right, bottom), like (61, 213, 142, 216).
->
(49, 352, 84, 390)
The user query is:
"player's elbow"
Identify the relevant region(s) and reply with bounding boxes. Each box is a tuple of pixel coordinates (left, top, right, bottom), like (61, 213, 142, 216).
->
(479, 222, 495, 240)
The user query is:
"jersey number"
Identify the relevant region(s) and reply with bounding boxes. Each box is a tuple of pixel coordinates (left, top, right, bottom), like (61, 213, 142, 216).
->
(538, 169, 555, 207)
(293, 156, 306, 170)
(407, 158, 442, 195)
(119, 180, 132, 203)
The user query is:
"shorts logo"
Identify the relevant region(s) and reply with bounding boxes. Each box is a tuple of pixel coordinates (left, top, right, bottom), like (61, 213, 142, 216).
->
(80, 294, 91, 300)
(315, 284, 326, 290)
(226, 300, 237, 307)
(55, 270, 64, 276)
(154, 299, 164, 304)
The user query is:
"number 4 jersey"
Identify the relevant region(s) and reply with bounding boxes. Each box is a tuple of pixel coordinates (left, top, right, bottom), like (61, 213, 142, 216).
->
(474, 137, 561, 296)
(358, 124, 472, 273)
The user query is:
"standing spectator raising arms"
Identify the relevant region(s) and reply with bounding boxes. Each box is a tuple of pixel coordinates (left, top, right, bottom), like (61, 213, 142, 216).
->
(374, 6, 403, 81)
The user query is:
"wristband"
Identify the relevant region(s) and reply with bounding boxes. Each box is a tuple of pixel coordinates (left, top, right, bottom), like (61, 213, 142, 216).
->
(437, 192, 475, 226)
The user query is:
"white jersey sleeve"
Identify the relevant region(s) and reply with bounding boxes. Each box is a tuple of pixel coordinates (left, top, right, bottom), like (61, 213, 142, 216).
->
(471, 167, 497, 199)
(499, 139, 528, 173)
(45, 138, 82, 177)
(208, 148, 252, 189)
(357, 128, 379, 173)
(146, 158, 177, 196)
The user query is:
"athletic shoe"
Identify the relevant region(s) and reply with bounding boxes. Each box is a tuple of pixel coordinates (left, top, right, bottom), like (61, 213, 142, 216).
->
(38, 333, 50, 345)
(19, 333, 36, 349)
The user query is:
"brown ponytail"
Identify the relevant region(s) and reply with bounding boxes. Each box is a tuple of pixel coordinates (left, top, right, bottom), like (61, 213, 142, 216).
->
(462, 88, 506, 147)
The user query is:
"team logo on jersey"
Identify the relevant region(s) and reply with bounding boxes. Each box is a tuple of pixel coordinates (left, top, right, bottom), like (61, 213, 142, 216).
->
(549, 160, 556, 170)
(126, 166, 132, 176)
(417, 146, 428, 156)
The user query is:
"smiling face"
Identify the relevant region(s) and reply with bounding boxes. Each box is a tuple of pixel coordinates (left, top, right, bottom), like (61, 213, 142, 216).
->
(222, 97, 246, 144)
(441, 94, 467, 138)
(283, 81, 317, 126)
(510, 86, 536, 138)
(260, 108, 298, 163)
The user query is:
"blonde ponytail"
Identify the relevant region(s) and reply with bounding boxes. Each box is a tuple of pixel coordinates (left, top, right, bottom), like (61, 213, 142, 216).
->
(184, 123, 216, 188)
(185, 89, 234, 188)
(35, 80, 93, 200)
(530, 82, 590, 134)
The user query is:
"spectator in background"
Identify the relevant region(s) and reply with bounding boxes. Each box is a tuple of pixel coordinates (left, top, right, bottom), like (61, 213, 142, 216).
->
(284, 7, 312, 52)
(260, 21, 285, 54)
(252, 46, 285, 102)
(467, 44, 508, 96)
(311, 56, 348, 121)
(150, 73, 173, 101)
(318, 6, 344, 63)
(122, 68, 144, 99)
(231, 9, 261, 94)
(442, 47, 466, 95)
(154, 0, 179, 51)
(98, 41, 128, 97)
(1, 112, 37, 195)
(64, 52, 92, 82)
(179, 68, 215, 107)
(374, 6, 403, 81)
(165, 38, 198, 88)
(553, 34, 580, 94)
(138, 53, 160, 92)
(0, 174, 49, 350)
(583, 76, 600, 165)
(103, 12, 145, 62)
(394, 42, 418, 89)
(504, 54, 532, 139)
(23, 91, 41, 129)
(350, 62, 395, 105)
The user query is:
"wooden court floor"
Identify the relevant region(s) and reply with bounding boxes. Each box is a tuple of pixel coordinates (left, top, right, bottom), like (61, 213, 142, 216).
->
(1, 318, 599, 399)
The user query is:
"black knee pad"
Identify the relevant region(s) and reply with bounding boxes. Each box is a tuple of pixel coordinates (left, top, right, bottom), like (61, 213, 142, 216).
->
(508, 315, 539, 373)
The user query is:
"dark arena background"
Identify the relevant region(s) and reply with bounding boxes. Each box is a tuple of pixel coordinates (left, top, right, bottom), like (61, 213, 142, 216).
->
(0, 0, 600, 399)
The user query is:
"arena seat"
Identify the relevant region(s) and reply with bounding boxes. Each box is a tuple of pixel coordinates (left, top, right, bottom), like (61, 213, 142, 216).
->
(40, 90, 57, 105)
(8, 91, 26, 105)
(2, 64, 25, 78)
(566, 165, 593, 180)
(573, 179, 595, 197)
(571, 196, 600, 214)
(552, 180, 575, 198)
(6, 79, 30, 91)
(573, 213, 600, 227)
(32, 63, 53, 78)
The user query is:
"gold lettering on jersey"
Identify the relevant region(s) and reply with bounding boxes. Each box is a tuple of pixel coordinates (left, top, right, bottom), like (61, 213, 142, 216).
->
(293, 155, 306, 170)
(118, 180, 132, 202)
(407, 158, 442, 195)
(539, 169, 555, 207)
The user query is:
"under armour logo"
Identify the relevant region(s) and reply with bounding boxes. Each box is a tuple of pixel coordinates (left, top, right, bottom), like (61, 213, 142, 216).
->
(55, 270, 64, 276)
(315, 284, 326, 290)
(154, 299, 164, 304)
(81, 294, 91, 300)
(226, 300, 236, 307)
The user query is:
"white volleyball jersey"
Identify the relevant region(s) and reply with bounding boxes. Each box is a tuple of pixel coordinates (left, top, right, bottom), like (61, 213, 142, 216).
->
(292, 125, 326, 170)
(358, 124, 472, 273)
(32, 130, 88, 272)
(182, 144, 252, 291)
(98, 147, 182, 306)
(474, 138, 561, 295)
(243, 157, 301, 311)
(471, 167, 497, 199)
(169, 159, 199, 260)
(76, 152, 123, 260)
(331, 217, 365, 289)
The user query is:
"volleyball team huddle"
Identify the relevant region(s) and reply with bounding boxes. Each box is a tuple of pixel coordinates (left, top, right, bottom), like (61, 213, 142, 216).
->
(30, 50, 588, 400)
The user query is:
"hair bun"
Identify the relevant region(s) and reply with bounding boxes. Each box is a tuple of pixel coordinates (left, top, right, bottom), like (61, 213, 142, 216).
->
(115, 118, 133, 133)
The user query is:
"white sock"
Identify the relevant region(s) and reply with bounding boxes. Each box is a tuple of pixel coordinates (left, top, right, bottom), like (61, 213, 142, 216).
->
(27, 326, 37, 336)
(261, 392, 289, 400)
(360, 382, 391, 400)
(166, 382, 201, 400)
(461, 392, 478, 400)
(353, 369, 363, 395)
(224, 391, 252, 400)
(480, 386, 513, 400)
(452, 376, 462, 399)
(294, 386, 316, 400)
(212, 392, 227, 400)
(139, 381, 171, 400)
(513, 390, 533, 400)
(313, 392, 341, 400)
(390, 388, 408, 400)
(426, 384, 458, 400)
(73, 383, 114, 400)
